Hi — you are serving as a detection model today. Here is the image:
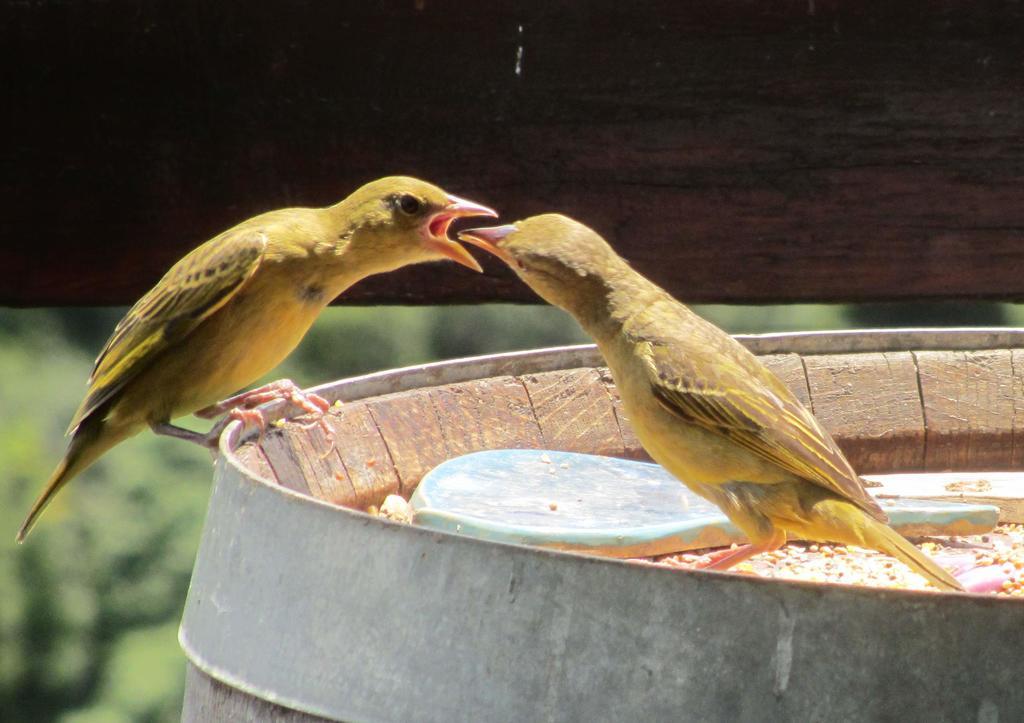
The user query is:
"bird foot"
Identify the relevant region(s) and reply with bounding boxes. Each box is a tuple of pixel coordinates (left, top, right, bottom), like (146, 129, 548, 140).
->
(691, 545, 756, 570)
(196, 379, 335, 452)
(195, 379, 330, 419)
(155, 405, 270, 452)
(690, 536, 786, 571)
(225, 407, 268, 441)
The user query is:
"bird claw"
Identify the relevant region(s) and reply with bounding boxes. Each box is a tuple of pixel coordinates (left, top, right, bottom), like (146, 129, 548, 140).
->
(690, 546, 754, 570)
(228, 406, 268, 436)
(196, 379, 328, 418)
(192, 407, 268, 450)
(293, 413, 337, 458)
(198, 379, 337, 452)
(276, 385, 331, 417)
(275, 386, 335, 455)
(689, 537, 783, 571)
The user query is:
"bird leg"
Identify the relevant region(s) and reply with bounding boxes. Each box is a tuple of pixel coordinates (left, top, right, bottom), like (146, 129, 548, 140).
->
(196, 378, 332, 433)
(152, 406, 268, 453)
(693, 530, 787, 571)
(194, 379, 335, 452)
(693, 544, 762, 570)
(151, 421, 214, 447)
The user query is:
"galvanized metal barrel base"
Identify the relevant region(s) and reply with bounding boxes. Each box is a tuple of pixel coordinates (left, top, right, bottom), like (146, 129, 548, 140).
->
(180, 331, 1024, 722)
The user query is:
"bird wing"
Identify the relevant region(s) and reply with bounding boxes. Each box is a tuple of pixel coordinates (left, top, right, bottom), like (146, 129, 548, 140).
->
(632, 324, 886, 521)
(67, 228, 267, 435)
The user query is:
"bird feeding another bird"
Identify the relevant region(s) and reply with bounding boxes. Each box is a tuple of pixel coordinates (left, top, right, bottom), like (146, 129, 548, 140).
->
(459, 215, 964, 591)
(16, 177, 497, 542)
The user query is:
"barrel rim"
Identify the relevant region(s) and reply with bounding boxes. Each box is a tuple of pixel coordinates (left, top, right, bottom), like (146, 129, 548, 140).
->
(226, 327, 1024, 450)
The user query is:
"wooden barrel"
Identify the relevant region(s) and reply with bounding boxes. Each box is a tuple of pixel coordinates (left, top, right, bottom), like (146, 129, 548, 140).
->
(180, 329, 1024, 722)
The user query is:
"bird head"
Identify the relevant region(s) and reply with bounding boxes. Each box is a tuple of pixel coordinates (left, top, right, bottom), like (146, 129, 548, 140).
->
(458, 214, 624, 312)
(338, 176, 497, 274)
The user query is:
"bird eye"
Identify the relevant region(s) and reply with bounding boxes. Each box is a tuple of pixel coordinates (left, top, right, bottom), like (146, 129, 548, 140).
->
(397, 194, 422, 215)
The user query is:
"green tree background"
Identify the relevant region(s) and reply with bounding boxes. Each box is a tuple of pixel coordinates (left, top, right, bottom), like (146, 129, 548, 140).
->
(2, 300, 1022, 721)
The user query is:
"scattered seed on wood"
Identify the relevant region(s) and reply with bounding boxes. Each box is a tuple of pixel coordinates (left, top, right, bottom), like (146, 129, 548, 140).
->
(633, 523, 1024, 597)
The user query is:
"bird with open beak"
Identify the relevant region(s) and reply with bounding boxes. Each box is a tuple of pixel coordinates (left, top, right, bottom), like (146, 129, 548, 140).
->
(17, 176, 496, 542)
(460, 215, 963, 592)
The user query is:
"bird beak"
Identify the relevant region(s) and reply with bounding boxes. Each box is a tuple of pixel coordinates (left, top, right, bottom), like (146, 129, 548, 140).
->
(456, 224, 519, 268)
(423, 195, 499, 273)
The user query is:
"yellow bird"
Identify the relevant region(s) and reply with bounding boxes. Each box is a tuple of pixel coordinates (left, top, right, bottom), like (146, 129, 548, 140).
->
(17, 176, 496, 542)
(460, 215, 962, 592)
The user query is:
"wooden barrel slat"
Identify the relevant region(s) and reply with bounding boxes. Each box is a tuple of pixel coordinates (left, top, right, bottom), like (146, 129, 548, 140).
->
(323, 402, 401, 510)
(595, 366, 648, 461)
(232, 443, 276, 487)
(760, 354, 813, 408)
(259, 423, 356, 504)
(916, 350, 1018, 471)
(428, 376, 544, 458)
(183, 663, 329, 723)
(245, 348, 1024, 510)
(519, 368, 625, 458)
(1014, 349, 1024, 468)
(364, 390, 450, 498)
(258, 426, 321, 498)
(802, 352, 926, 473)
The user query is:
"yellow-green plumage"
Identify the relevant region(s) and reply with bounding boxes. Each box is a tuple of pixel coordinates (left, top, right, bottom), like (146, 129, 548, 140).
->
(460, 214, 962, 592)
(18, 176, 494, 541)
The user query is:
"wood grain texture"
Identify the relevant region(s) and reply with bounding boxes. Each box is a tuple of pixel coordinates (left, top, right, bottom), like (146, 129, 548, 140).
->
(915, 350, 1019, 470)
(595, 366, 650, 461)
(519, 368, 624, 457)
(243, 349, 1024, 508)
(1014, 349, 1024, 468)
(232, 442, 276, 484)
(6, 2, 1024, 306)
(365, 390, 450, 497)
(258, 427, 315, 498)
(760, 354, 813, 408)
(261, 423, 355, 504)
(429, 376, 543, 457)
(322, 402, 401, 509)
(803, 352, 925, 473)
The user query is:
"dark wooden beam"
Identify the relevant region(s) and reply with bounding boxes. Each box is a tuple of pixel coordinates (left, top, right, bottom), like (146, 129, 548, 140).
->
(4, 1, 1024, 307)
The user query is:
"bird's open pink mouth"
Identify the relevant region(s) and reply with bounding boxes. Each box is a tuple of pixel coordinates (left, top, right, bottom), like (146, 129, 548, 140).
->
(422, 195, 498, 272)
(429, 213, 457, 240)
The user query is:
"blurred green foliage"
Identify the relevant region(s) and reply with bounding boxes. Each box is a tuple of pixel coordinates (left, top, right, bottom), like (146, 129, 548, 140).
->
(3, 300, 1023, 720)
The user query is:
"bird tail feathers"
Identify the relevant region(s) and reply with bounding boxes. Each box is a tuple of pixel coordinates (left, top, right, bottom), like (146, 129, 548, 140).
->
(862, 514, 963, 592)
(16, 417, 129, 543)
